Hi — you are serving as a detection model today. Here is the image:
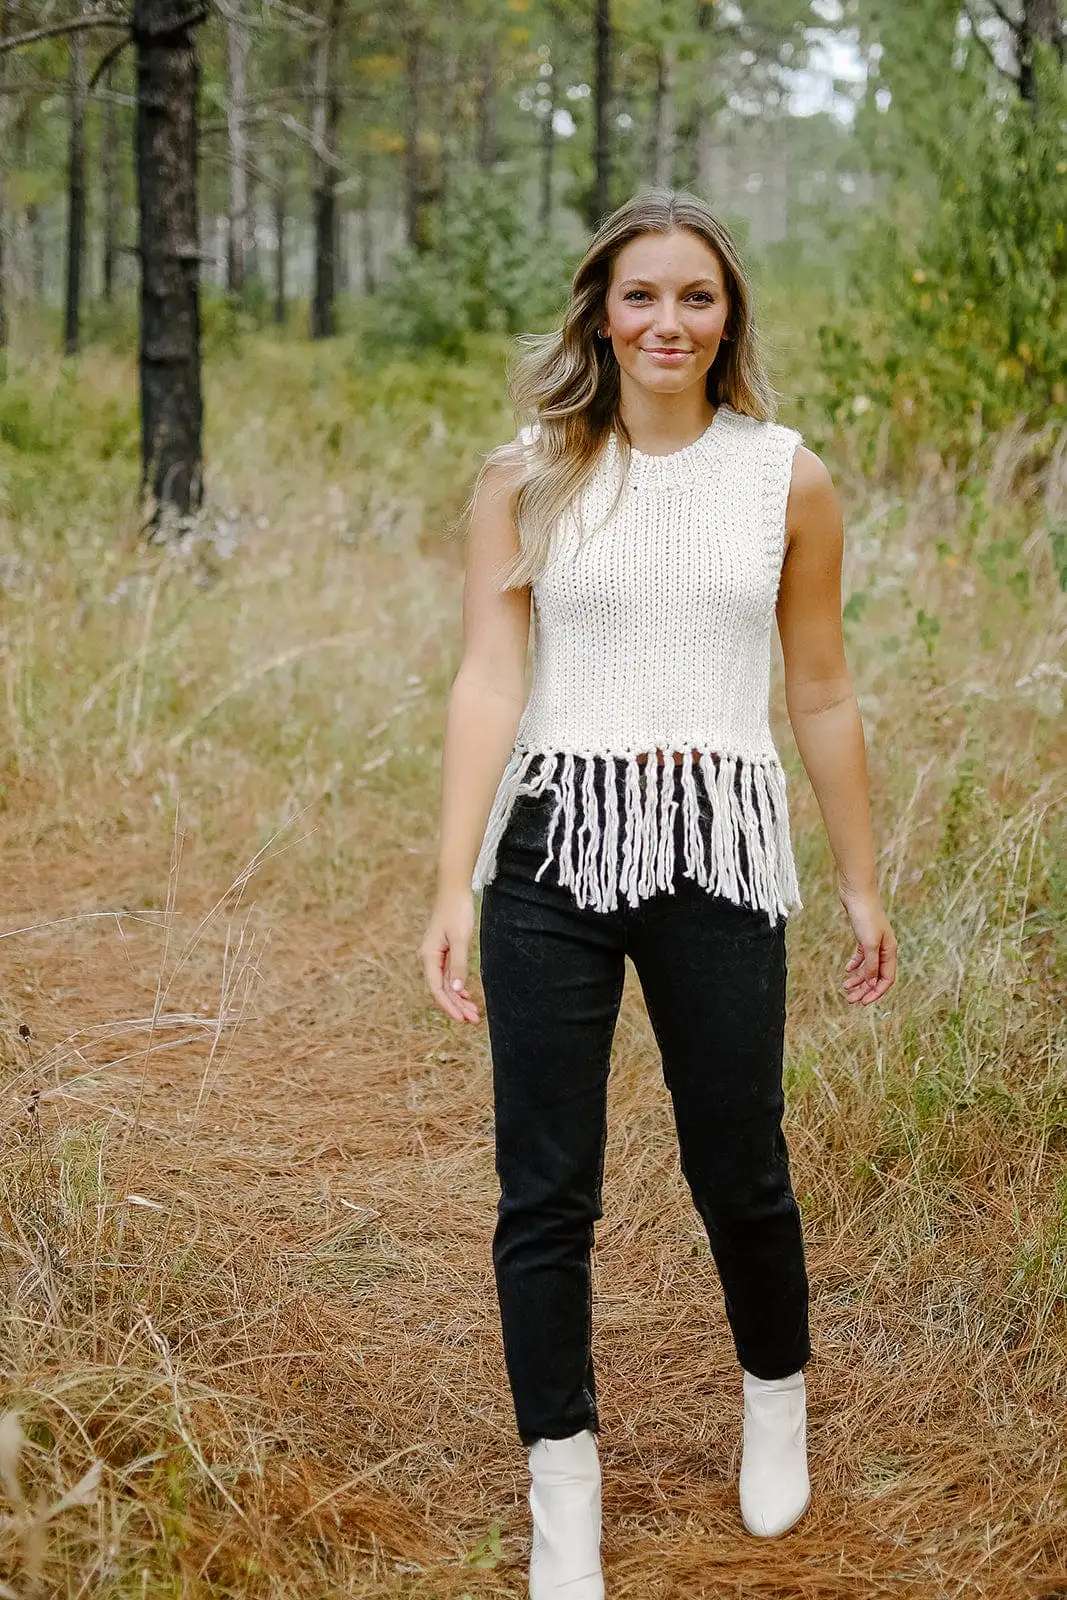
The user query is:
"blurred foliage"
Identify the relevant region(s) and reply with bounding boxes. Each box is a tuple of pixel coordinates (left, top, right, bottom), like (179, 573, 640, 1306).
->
(361, 170, 578, 361)
(816, 43, 1066, 466)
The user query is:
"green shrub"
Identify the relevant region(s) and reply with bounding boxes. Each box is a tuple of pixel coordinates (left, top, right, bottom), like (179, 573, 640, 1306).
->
(816, 44, 1066, 462)
(362, 169, 576, 360)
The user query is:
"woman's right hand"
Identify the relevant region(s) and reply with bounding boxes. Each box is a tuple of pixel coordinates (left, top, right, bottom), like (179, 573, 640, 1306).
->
(420, 889, 481, 1024)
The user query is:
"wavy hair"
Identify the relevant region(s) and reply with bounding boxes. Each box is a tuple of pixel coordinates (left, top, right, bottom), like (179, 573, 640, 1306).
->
(451, 186, 780, 592)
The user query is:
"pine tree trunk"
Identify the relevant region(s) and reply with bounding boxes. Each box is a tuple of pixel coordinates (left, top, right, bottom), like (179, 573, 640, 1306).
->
(272, 153, 287, 325)
(226, 0, 248, 296)
(593, 0, 612, 226)
(539, 52, 557, 237)
(1018, 0, 1064, 108)
(310, 0, 343, 338)
(0, 0, 13, 361)
(357, 146, 375, 295)
(694, 0, 719, 201)
(133, 0, 208, 522)
(476, 32, 497, 169)
(102, 63, 120, 303)
(653, 35, 676, 188)
(64, 10, 88, 355)
(403, 15, 430, 252)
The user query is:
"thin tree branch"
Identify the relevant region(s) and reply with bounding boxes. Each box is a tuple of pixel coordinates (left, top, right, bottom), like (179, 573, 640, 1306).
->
(278, 108, 351, 172)
(0, 77, 136, 103)
(261, 0, 325, 31)
(88, 32, 132, 90)
(961, 0, 1022, 81)
(0, 14, 129, 55)
(984, 0, 1021, 32)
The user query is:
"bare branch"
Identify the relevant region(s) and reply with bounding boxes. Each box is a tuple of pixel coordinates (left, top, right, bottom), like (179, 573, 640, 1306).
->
(0, 77, 137, 104)
(984, 0, 1022, 32)
(0, 13, 129, 55)
(261, 0, 325, 31)
(961, 1, 1022, 81)
(278, 108, 350, 172)
(88, 32, 132, 90)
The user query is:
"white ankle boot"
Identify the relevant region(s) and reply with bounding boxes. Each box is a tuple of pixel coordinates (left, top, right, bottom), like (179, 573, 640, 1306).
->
(738, 1369, 811, 1537)
(527, 1429, 605, 1599)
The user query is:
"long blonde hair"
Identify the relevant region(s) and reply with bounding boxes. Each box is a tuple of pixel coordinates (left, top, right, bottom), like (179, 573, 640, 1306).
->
(453, 186, 780, 592)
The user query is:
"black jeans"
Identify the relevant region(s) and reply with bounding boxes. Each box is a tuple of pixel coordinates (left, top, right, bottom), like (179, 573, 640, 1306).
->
(478, 752, 810, 1447)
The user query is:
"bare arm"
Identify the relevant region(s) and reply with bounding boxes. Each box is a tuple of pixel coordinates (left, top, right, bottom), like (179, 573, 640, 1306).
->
(776, 446, 897, 1004)
(421, 460, 532, 1022)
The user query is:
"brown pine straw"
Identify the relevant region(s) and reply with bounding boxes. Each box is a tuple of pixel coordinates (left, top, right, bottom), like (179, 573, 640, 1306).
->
(1, 413, 1065, 1595)
(1, 765, 1064, 1598)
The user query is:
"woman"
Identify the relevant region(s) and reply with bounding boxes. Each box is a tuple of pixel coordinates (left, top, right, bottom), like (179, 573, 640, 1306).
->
(420, 187, 896, 1599)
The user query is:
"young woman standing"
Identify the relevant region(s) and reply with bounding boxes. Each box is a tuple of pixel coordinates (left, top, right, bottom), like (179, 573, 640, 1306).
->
(420, 188, 896, 1599)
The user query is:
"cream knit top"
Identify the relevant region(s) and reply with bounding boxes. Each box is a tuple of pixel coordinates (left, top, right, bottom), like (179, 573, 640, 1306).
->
(471, 402, 805, 924)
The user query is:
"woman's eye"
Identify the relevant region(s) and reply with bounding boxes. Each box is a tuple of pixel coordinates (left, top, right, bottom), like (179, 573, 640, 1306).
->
(623, 290, 713, 303)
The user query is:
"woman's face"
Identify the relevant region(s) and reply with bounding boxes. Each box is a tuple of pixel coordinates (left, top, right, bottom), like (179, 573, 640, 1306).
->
(600, 228, 730, 399)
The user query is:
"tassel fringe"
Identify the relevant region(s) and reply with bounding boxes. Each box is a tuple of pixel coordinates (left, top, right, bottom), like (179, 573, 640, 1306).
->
(471, 747, 803, 924)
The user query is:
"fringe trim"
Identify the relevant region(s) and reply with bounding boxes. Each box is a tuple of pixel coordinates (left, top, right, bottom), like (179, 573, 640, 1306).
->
(471, 747, 803, 924)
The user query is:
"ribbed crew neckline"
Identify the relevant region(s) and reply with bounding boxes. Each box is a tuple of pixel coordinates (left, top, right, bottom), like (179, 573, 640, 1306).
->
(606, 402, 739, 491)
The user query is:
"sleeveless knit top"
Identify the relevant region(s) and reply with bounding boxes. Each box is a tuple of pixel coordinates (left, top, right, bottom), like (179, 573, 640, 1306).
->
(470, 402, 805, 924)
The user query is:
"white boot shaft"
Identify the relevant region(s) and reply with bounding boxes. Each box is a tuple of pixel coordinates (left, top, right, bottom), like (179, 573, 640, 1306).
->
(739, 1369, 811, 1538)
(527, 1429, 605, 1600)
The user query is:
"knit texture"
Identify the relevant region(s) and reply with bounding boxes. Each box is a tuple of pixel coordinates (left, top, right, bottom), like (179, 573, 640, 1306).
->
(471, 402, 805, 923)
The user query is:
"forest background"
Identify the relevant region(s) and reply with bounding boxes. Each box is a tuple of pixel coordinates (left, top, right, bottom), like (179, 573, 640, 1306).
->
(0, 1, 1065, 1596)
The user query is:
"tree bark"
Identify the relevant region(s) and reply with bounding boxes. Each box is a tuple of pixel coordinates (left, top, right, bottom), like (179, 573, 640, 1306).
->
(102, 61, 120, 302)
(539, 51, 557, 238)
(225, 0, 248, 295)
(476, 30, 497, 169)
(357, 143, 375, 295)
(403, 14, 431, 252)
(0, 0, 14, 361)
(438, 39, 460, 212)
(133, 0, 208, 521)
(652, 33, 677, 188)
(1018, 0, 1065, 107)
(64, 5, 88, 355)
(310, 0, 343, 337)
(272, 150, 287, 324)
(593, 0, 612, 226)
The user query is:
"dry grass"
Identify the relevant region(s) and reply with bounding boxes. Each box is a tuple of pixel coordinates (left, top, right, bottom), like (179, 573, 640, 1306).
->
(0, 330, 1065, 1597)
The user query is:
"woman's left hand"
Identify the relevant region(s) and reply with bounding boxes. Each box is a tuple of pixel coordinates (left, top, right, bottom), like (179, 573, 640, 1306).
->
(839, 885, 897, 1005)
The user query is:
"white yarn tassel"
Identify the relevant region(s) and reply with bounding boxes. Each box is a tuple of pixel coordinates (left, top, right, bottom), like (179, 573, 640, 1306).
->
(680, 750, 705, 886)
(601, 756, 620, 910)
(764, 760, 804, 917)
(726, 756, 752, 904)
(577, 755, 601, 909)
(481, 743, 802, 925)
(656, 755, 677, 892)
(471, 746, 538, 891)
(621, 755, 643, 906)
(638, 756, 660, 899)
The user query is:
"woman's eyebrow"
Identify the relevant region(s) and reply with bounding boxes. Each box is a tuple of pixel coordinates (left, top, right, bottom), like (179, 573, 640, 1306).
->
(618, 277, 720, 290)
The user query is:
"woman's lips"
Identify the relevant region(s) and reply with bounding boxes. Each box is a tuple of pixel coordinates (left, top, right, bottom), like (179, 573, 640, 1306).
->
(644, 349, 691, 362)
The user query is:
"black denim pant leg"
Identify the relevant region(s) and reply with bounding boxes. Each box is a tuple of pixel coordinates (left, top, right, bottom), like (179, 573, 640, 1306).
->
(478, 765, 626, 1447)
(625, 813, 811, 1380)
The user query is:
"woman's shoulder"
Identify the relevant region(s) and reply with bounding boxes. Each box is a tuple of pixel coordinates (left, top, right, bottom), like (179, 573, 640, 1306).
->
(723, 405, 804, 448)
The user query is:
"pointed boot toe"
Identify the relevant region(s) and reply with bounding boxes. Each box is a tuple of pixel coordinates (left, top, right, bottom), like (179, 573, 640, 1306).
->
(738, 1369, 811, 1538)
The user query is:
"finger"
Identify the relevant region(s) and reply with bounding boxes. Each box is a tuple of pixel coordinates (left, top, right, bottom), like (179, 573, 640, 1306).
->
(844, 955, 869, 988)
(439, 948, 481, 1021)
(426, 945, 466, 1022)
(863, 942, 880, 983)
